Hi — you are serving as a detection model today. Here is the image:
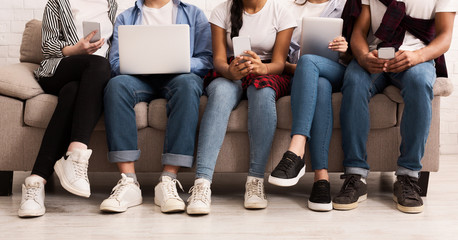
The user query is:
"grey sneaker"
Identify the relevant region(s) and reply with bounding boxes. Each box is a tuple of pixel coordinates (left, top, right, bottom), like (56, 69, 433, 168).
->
(393, 175, 423, 213)
(244, 176, 267, 209)
(333, 174, 367, 210)
(186, 178, 212, 215)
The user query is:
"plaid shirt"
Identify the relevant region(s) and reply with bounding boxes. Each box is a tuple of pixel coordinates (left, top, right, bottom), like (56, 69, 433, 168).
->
(342, 0, 448, 77)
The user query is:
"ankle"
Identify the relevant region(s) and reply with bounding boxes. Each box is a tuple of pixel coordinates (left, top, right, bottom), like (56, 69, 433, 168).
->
(28, 175, 46, 185)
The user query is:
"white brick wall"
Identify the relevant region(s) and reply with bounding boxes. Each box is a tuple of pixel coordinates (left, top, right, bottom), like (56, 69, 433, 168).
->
(0, 0, 457, 154)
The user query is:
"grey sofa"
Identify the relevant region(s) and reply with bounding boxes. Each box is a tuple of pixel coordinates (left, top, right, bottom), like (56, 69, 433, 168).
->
(0, 20, 454, 196)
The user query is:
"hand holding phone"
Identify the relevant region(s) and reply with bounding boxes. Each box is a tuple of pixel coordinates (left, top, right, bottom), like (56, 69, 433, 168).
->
(83, 21, 101, 43)
(378, 47, 395, 60)
(233, 36, 251, 63)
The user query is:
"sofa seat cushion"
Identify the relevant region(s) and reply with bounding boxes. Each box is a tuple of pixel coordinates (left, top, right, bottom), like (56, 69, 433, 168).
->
(276, 93, 398, 130)
(24, 94, 148, 130)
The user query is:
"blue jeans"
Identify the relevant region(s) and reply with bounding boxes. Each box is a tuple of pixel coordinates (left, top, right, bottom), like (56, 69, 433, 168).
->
(104, 73, 203, 168)
(195, 77, 277, 181)
(291, 54, 345, 170)
(340, 59, 436, 178)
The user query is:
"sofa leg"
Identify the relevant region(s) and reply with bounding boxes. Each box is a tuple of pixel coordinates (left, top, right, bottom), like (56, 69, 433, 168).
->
(418, 171, 430, 197)
(0, 171, 13, 196)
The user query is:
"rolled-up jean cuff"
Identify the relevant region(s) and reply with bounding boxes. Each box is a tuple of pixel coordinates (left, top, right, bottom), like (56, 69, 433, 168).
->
(395, 166, 420, 179)
(108, 150, 141, 163)
(345, 167, 369, 179)
(162, 153, 193, 168)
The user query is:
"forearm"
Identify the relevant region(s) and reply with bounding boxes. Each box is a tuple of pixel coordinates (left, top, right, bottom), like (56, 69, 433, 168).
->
(266, 62, 285, 75)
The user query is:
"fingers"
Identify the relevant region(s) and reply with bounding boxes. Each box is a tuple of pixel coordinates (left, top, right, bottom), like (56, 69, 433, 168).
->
(244, 50, 260, 60)
(84, 30, 97, 41)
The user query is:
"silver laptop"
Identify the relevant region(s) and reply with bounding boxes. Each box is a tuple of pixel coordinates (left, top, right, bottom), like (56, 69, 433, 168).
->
(300, 17, 343, 62)
(118, 25, 191, 75)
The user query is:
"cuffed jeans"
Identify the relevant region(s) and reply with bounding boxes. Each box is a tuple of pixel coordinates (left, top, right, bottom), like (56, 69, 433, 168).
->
(104, 73, 203, 168)
(291, 54, 345, 170)
(195, 77, 277, 181)
(340, 59, 436, 179)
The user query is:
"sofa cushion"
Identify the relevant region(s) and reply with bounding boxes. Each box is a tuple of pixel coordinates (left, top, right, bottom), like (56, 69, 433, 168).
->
(24, 94, 148, 130)
(20, 20, 44, 65)
(0, 63, 43, 100)
(276, 93, 398, 130)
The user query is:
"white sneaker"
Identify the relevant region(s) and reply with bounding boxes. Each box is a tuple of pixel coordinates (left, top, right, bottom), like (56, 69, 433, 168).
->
(18, 176, 46, 217)
(154, 176, 185, 213)
(186, 178, 212, 215)
(244, 176, 268, 209)
(100, 174, 143, 213)
(54, 148, 92, 198)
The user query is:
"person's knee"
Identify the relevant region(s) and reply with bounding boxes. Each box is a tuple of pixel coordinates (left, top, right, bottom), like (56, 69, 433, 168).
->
(297, 54, 319, 68)
(247, 86, 276, 109)
(402, 67, 434, 96)
(207, 78, 242, 100)
(104, 76, 131, 101)
(173, 74, 203, 96)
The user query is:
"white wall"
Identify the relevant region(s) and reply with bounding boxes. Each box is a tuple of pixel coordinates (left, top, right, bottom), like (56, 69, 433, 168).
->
(1, 0, 457, 154)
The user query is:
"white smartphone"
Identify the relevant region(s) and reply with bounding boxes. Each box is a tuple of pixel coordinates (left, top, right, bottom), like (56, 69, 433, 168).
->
(232, 36, 251, 62)
(378, 47, 395, 59)
(83, 21, 101, 43)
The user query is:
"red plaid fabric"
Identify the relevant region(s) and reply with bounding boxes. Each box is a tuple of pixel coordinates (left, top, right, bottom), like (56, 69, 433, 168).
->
(204, 58, 291, 100)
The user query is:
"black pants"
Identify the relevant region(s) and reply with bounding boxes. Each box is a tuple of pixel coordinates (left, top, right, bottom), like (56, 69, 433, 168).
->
(31, 55, 111, 180)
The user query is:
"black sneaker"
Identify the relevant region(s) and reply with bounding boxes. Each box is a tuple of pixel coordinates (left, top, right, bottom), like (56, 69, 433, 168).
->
(393, 175, 423, 213)
(332, 174, 367, 210)
(268, 151, 305, 187)
(308, 180, 332, 211)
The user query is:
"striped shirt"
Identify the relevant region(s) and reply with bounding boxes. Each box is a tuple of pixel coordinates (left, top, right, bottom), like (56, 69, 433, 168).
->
(34, 0, 117, 79)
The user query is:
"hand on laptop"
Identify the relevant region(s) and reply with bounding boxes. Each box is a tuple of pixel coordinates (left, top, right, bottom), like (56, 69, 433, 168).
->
(62, 31, 105, 56)
(328, 36, 347, 53)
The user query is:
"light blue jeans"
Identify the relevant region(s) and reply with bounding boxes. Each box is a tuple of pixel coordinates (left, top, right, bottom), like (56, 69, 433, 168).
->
(195, 77, 277, 181)
(341, 59, 436, 179)
(291, 54, 346, 170)
(104, 73, 203, 168)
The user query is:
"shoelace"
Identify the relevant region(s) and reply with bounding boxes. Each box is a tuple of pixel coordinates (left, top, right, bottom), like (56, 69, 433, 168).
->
(72, 159, 89, 181)
(339, 174, 360, 197)
(399, 176, 422, 200)
(165, 178, 184, 199)
(108, 178, 130, 199)
(247, 179, 265, 199)
(188, 184, 210, 204)
(24, 184, 41, 201)
(275, 156, 295, 172)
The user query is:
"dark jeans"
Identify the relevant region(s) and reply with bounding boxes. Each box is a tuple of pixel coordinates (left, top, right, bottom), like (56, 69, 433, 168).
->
(31, 55, 111, 180)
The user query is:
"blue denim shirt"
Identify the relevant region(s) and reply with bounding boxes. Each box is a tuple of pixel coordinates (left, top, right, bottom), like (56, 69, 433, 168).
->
(109, 0, 213, 77)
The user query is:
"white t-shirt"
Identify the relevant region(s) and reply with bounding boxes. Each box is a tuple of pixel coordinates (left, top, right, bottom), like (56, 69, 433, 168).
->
(210, 0, 297, 60)
(70, 0, 113, 57)
(362, 0, 457, 51)
(142, 0, 174, 25)
(285, 0, 330, 47)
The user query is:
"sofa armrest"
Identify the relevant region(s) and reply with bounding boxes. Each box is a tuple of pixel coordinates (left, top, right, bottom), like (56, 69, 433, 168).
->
(433, 77, 454, 97)
(383, 77, 454, 104)
(0, 63, 44, 100)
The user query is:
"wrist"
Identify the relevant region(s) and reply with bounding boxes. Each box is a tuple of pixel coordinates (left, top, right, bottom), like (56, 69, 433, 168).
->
(264, 63, 269, 75)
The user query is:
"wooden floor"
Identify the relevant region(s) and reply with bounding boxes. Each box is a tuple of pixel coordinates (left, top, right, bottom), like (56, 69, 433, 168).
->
(1, 155, 458, 240)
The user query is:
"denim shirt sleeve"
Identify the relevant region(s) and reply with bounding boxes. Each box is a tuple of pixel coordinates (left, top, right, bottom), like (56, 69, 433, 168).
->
(108, 14, 125, 77)
(190, 10, 213, 77)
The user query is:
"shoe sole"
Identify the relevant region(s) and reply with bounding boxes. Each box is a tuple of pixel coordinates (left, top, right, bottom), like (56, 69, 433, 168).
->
(392, 195, 423, 213)
(18, 208, 46, 217)
(54, 160, 90, 198)
(100, 198, 143, 213)
(268, 166, 305, 187)
(186, 207, 210, 215)
(307, 200, 332, 212)
(332, 194, 367, 210)
(244, 202, 268, 209)
(154, 198, 185, 213)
